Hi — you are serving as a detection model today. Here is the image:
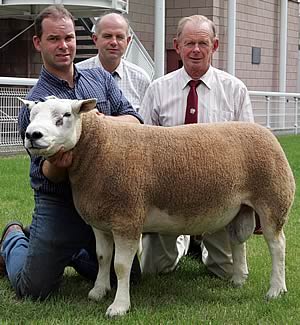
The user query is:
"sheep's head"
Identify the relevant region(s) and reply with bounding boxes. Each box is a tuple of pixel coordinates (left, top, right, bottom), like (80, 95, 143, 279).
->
(19, 96, 97, 157)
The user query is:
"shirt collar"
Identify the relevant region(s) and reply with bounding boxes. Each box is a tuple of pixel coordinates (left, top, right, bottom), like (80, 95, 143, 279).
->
(40, 66, 63, 86)
(181, 65, 213, 90)
(113, 59, 124, 79)
(73, 65, 81, 81)
(95, 55, 123, 79)
(40, 65, 80, 87)
(200, 66, 213, 90)
(179, 67, 192, 90)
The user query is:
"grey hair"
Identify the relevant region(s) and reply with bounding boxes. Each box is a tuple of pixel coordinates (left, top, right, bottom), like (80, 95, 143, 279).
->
(176, 15, 217, 40)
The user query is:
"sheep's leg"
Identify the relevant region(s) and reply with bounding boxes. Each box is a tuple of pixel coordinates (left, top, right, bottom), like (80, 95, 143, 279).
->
(230, 242, 248, 286)
(88, 227, 114, 301)
(106, 233, 139, 318)
(264, 228, 287, 299)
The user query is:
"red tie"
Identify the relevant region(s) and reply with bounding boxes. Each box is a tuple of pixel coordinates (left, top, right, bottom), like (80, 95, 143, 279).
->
(184, 80, 201, 124)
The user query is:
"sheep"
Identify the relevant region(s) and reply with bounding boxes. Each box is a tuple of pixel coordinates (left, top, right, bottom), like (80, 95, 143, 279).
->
(20, 96, 295, 318)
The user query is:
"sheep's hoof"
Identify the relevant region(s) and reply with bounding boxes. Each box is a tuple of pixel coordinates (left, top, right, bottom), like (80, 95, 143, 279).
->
(88, 286, 108, 301)
(266, 286, 287, 300)
(105, 301, 130, 318)
(230, 274, 247, 287)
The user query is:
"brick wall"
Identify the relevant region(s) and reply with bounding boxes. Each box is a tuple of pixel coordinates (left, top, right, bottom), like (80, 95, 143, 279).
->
(287, 1, 299, 91)
(127, 0, 155, 58)
(232, 0, 299, 92)
(0, 1, 298, 93)
(129, 0, 299, 92)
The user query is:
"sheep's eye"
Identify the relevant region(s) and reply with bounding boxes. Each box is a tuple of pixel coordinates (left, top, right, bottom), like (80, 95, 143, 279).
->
(56, 117, 63, 126)
(55, 112, 71, 126)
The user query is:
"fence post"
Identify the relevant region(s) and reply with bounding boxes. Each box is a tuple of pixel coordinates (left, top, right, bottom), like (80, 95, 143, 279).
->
(294, 97, 298, 135)
(266, 96, 270, 129)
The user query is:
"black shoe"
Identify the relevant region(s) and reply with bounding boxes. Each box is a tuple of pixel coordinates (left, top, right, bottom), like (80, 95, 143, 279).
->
(0, 221, 24, 276)
(23, 225, 30, 238)
(0, 221, 24, 247)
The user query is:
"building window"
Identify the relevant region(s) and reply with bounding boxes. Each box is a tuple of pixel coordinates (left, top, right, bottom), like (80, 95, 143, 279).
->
(252, 47, 261, 65)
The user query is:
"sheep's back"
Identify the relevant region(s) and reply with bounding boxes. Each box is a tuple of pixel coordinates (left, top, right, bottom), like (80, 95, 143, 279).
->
(69, 114, 294, 227)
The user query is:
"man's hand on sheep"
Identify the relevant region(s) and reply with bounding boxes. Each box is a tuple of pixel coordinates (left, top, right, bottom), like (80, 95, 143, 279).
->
(92, 109, 140, 124)
(42, 148, 73, 183)
(107, 114, 141, 123)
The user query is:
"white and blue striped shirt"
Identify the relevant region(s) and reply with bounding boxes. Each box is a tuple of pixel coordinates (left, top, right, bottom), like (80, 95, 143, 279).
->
(76, 56, 150, 112)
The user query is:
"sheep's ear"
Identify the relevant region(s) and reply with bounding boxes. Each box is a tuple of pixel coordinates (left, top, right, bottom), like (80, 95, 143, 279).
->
(45, 95, 58, 100)
(17, 97, 37, 110)
(71, 98, 97, 114)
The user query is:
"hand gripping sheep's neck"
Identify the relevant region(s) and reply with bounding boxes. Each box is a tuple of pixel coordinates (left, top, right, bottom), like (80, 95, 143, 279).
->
(21, 97, 295, 318)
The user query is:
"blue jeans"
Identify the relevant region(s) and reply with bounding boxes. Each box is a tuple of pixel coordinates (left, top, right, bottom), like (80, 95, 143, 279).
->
(1, 192, 98, 299)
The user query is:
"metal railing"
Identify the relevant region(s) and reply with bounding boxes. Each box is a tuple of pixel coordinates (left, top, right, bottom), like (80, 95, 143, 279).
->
(0, 80, 36, 155)
(249, 91, 300, 135)
(1, 77, 300, 155)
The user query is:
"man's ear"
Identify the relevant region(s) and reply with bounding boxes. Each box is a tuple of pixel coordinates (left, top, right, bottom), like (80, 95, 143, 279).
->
(92, 33, 98, 45)
(173, 37, 180, 55)
(32, 35, 42, 52)
(212, 38, 219, 53)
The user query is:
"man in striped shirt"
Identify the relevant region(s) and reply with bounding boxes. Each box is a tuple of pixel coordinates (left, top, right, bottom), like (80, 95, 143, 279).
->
(0, 5, 142, 300)
(76, 12, 151, 112)
(139, 15, 255, 279)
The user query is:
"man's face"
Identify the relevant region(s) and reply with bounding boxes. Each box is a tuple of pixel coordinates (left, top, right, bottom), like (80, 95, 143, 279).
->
(174, 21, 218, 79)
(33, 17, 76, 74)
(93, 16, 131, 66)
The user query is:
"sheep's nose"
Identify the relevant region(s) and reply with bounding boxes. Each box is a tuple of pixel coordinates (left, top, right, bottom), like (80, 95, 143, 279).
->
(25, 131, 43, 141)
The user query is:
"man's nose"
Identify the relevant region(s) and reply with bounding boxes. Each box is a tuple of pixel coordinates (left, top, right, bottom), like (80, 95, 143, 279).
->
(110, 37, 117, 45)
(58, 39, 68, 49)
(192, 44, 201, 51)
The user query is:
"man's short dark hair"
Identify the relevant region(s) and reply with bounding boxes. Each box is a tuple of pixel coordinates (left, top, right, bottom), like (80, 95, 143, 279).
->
(34, 5, 75, 39)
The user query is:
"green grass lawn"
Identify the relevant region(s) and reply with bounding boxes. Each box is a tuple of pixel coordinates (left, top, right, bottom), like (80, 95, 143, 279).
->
(0, 134, 300, 324)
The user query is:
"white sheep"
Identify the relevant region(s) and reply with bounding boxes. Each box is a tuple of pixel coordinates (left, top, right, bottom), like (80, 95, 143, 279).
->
(20, 97, 295, 318)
